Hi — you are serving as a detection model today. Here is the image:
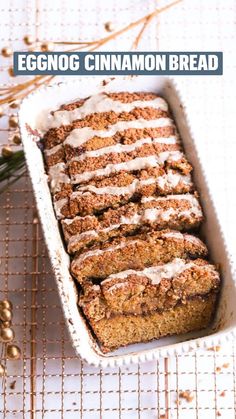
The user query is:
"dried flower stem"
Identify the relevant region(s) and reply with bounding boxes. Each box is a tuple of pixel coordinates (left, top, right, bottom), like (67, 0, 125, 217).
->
(89, 0, 182, 51)
(132, 13, 155, 50)
(0, 0, 182, 106)
(54, 0, 182, 50)
(0, 0, 182, 193)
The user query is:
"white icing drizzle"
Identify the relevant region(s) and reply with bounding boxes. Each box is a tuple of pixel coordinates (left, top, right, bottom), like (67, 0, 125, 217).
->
(184, 234, 205, 247)
(157, 170, 192, 191)
(53, 198, 67, 218)
(66, 194, 202, 246)
(65, 117, 173, 148)
(71, 229, 206, 259)
(73, 177, 155, 197)
(46, 135, 178, 161)
(70, 135, 178, 162)
(161, 231, 185, 239)
(62, 214, 94, 225)
(44, 144, 63, 156)
(102, 258, 199, 288)
(115, 195, 202, 226)
(77, 230, 98, 238)
(71, 170, 191, 198)
(68, 231, 99, 248)
(161, 208, 176, 221)
(48, 162, 70, 193)
(76, 240, 139, 263)
(67, 226, 121, 250)
(42, 93, 168, 130)
(120, 212, 141, 225)
(161, 231, 205, 249)
(74, 231, 205, 264)
(73, 232, 185, 264)
(71, 151, 183, 184)
(142, 193, 199, 204)
(142, 208, 160, 222)
(142, 194, 202, 218)
(92, 285, 100, 292)
(101, 224, 122, 233)
(143, 208, 176, 223)
(119, 206, 176, 225)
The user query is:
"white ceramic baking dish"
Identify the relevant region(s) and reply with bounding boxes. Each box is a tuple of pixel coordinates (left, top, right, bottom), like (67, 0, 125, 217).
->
(19, 76, 236, 367)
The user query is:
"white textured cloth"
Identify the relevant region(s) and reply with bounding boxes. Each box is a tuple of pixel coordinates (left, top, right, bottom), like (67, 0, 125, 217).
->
(0, 1, 236, 418)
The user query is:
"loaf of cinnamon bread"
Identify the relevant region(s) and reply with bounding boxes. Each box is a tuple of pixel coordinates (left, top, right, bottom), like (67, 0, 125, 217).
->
(42, 91, 220, 352)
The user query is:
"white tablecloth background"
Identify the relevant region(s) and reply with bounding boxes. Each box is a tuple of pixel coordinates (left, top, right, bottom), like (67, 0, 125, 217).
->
(0, 1, 236, 418)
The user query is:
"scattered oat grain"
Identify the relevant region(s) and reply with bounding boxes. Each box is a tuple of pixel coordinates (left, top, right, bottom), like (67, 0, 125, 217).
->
(179, 390, 194, 402)
(222, 363, 229, 368)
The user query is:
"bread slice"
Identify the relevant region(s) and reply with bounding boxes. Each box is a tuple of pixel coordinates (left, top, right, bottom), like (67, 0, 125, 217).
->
(71, 230, 208, 285)
(63, 193, 203, 253)
(79, 258, 220, 352)
(89, 294, 217, 353)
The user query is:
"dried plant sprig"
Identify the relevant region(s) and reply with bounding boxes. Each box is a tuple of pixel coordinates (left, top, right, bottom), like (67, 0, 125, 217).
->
(0, 76, 54, 106)
(132, 13, 155, 50)
(85, 0, 182, 51)
(53, 0, 181, 50)
(0, 0, 182, 192)
(0, 0, 182, 107)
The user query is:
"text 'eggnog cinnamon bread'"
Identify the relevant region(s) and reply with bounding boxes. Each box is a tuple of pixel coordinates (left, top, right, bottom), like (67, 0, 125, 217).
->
(42, 90, 220, 353)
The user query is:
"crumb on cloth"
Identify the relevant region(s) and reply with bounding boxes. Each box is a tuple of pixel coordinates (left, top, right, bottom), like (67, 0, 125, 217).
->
(179, 390, 194, 402)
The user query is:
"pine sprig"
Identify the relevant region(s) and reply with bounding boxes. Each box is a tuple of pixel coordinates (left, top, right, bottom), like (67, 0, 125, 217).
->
(0, 150, 26, 193)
